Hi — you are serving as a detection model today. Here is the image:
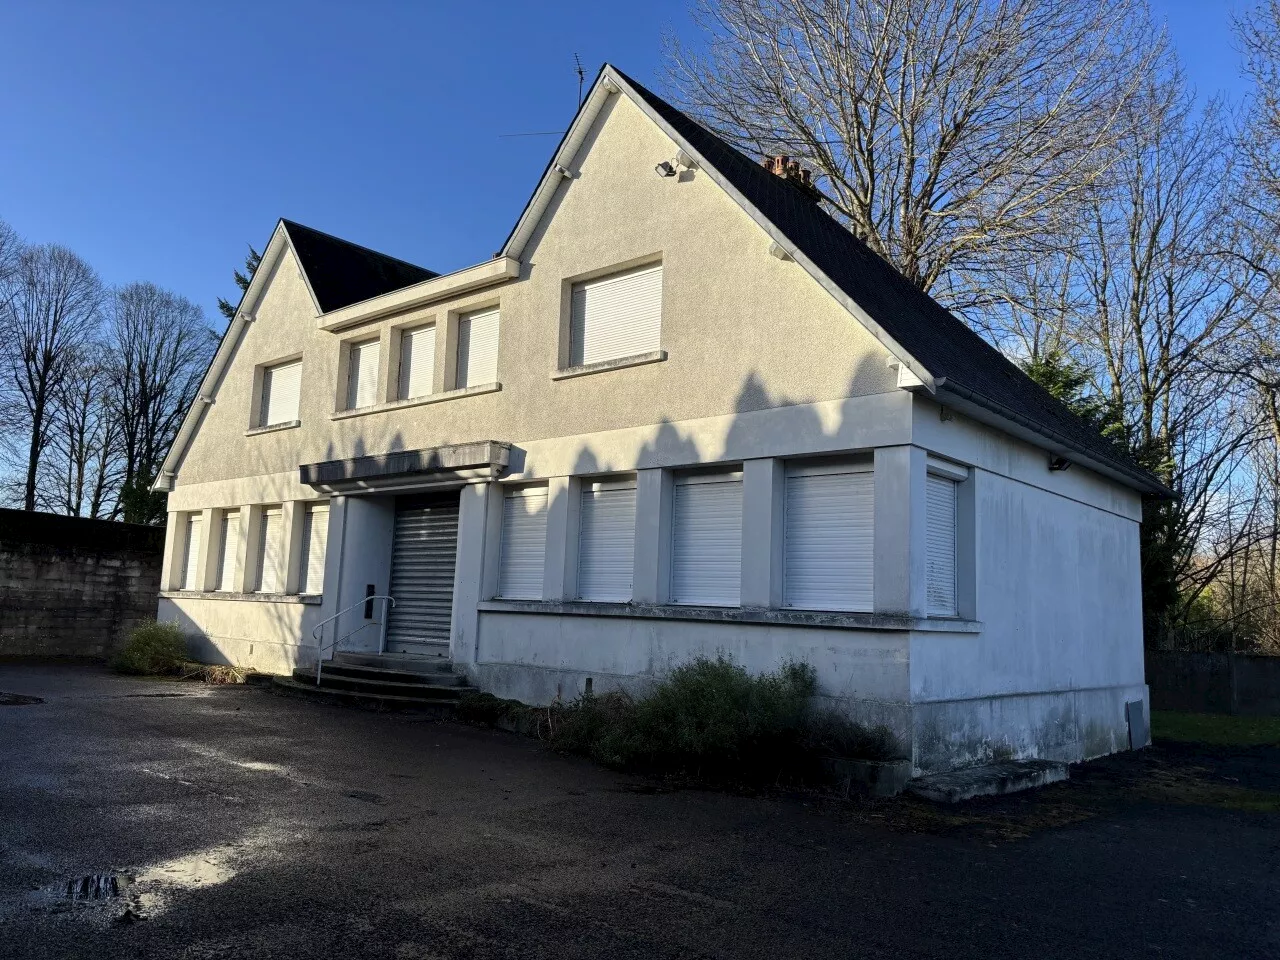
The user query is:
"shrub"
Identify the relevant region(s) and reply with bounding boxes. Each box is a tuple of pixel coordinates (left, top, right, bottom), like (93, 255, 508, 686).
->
(801, 709, 905, 763)
(112, 621, 188, 676)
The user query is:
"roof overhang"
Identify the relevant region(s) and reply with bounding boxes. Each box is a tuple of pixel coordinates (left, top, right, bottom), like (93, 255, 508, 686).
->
(932, 380, 1174, 498)
(317, 256, 520, 333)
(299, 441, 511, 495)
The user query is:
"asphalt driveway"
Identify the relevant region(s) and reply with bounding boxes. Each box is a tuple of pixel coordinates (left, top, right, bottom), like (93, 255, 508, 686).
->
(1, 663, 1277, 959)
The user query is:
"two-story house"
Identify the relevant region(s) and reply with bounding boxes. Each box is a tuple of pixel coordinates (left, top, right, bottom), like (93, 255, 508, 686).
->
(154, 66, 1166, 774)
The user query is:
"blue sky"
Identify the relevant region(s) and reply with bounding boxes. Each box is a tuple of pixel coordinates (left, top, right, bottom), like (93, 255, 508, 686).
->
(0, 1, 1257, 326)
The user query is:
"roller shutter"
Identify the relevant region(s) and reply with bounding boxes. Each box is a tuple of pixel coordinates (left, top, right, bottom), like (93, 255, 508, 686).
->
(346, 339, 380, 410)
(255, 507, 283, 593)
(577, 479, 636, 602)
(260, 360, 301, 426)
(499, 486, 548, 600)
(670, 473, 742, 606)
(456, 308, 499, 387)
(385, 494, 459, 655)
(783, 464, 874, 611)
(398, 325, 435, 400)
(926, 475, 958, 616)
(216, 512, 240, 592)
(299, 503, 329, 595)
(570, 264, 662, 366)
(180, 515, 202, 591)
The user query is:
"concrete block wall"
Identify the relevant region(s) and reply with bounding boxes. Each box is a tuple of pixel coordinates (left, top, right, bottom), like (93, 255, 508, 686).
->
(0, 508, 165, 659)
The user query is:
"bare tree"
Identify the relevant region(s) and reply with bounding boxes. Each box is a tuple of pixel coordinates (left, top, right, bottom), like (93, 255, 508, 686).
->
(0, 244, 103, 511)
(106, 282, 215, 523)
(40, 346, 123, 518)
(667, 0, 1162, 313)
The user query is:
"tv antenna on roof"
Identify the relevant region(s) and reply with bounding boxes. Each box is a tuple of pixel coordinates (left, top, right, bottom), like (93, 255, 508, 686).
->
(575, 53, 585, 106)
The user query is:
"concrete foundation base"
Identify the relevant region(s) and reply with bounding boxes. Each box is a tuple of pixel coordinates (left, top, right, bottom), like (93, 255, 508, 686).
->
(907, 759, 1069, 803)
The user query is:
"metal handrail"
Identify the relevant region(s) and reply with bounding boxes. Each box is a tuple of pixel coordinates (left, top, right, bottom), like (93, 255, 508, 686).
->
(311, 595, 396, 686)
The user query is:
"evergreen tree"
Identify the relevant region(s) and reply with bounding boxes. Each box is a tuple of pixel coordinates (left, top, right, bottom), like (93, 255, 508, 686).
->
(216, 246, 262, 322)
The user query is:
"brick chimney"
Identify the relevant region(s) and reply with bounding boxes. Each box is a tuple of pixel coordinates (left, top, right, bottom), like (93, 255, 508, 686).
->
(761, 155, 821, 202)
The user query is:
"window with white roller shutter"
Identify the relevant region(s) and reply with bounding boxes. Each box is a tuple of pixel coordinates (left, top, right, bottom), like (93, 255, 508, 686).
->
(569, 264, 662, 366)
(346, 338, 380, 410)
(670, 472, 743, 606)
(926, 474, 958, 617)
(398, 325, 435, 400)
(498, 486, 549, 600)
(255, 506, 283, 593)
(259, 359, 302, 426)
(577, 478, 637, 602)
(456, 308, 499, 388)
(299, 503, 329, 595)
(180, 514, 202, 591)
(783, 462, 874, 612)
(216, 511, 240, 592)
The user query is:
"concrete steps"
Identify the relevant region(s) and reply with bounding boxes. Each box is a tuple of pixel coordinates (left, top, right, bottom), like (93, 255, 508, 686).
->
(271, 651, 473, 714)
(906, 759, 1069, 803)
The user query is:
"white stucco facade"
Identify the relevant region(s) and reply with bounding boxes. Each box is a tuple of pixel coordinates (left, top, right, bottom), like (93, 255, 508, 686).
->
(156, 68, 1152, 775)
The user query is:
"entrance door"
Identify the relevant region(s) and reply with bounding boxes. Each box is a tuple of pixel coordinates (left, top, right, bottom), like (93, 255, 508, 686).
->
(384, 492, 459, 657)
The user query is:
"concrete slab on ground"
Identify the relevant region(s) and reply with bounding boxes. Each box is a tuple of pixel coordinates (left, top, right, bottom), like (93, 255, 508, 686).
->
(907, 759, 1069, 803)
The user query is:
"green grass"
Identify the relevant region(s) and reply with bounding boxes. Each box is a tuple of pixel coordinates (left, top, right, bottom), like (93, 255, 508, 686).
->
(1151, 710, 1280, 747)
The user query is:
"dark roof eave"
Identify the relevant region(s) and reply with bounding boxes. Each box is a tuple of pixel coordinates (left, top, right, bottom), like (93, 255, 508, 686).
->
(934, 380, 1175, 500)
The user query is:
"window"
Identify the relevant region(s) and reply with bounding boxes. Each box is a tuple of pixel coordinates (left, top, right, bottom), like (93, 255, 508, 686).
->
(498, 486, 549, 599)
(783, 462, 874, 612)
(216, 510, 240, 592)
(299, 503, 329, 595)
(180, 514, 202, 591)
(926, 474, 958, 617)
(346, 338, 380, 410)
(398, 325, 435, 400)
(259, 359, 302, 427)
(577, 478, 636, 602)
(670, 472, 743, 606)
(255, 506, 283, 593)
(570, 263, 662, 366)
(456, 308, 499, 388)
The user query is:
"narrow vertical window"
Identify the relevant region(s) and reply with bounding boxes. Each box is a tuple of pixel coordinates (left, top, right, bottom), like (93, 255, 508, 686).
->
(217, 510, 240, 592)
(670, 472, 743, 606)
(926, 474, 958, 617)
(260, 359, 302, 427)
(180, 514, 202, 591)
(299, 503, 329, 595)
(783, 462, 874, 612)
(456, 308, 499, 388)
(256, 506, 283, 593)
(346, 338, 380, 410)
(570, 264, 662, 366)
(577, 478, 637, 602)
(398, 325, 435, 400)
(499, 485, 549, 599)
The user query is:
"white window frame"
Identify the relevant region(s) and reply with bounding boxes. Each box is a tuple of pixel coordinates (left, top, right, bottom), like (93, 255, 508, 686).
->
(259, 358, 302, 427)
(255, 506, 284, 594)
(569, 263, 663, 367)
(180, 513, 202, 591)
(669, 471, 743, 607)
(216, 510, 240, 592)
(925, 458, 967, 618)
(298, 502, 329, 596)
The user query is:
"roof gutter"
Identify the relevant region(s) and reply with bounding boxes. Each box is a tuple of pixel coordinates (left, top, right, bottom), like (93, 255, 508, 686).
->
(934, 378, 1175, 499)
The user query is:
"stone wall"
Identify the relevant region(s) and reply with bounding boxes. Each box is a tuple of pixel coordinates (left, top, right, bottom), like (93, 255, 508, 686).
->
(0, 508, 165, 659)
(1146, 650, 1280, 717)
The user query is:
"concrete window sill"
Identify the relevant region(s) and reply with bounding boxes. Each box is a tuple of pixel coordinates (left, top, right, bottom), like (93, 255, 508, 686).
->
(478, 599, 981, 633)
(330, 383, 501, 421)
(245, 420, 301, 437)
(551, 350, 667, 381)
(160, 590, 322, 605)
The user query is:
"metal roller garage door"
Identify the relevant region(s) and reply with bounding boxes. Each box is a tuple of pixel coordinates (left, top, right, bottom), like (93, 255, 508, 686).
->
(385, 493, 459, 656)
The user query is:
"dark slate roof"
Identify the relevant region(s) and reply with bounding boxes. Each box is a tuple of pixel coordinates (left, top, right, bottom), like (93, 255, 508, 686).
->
(281, 219, 437, 313)
(611, 68, 1161, 493)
